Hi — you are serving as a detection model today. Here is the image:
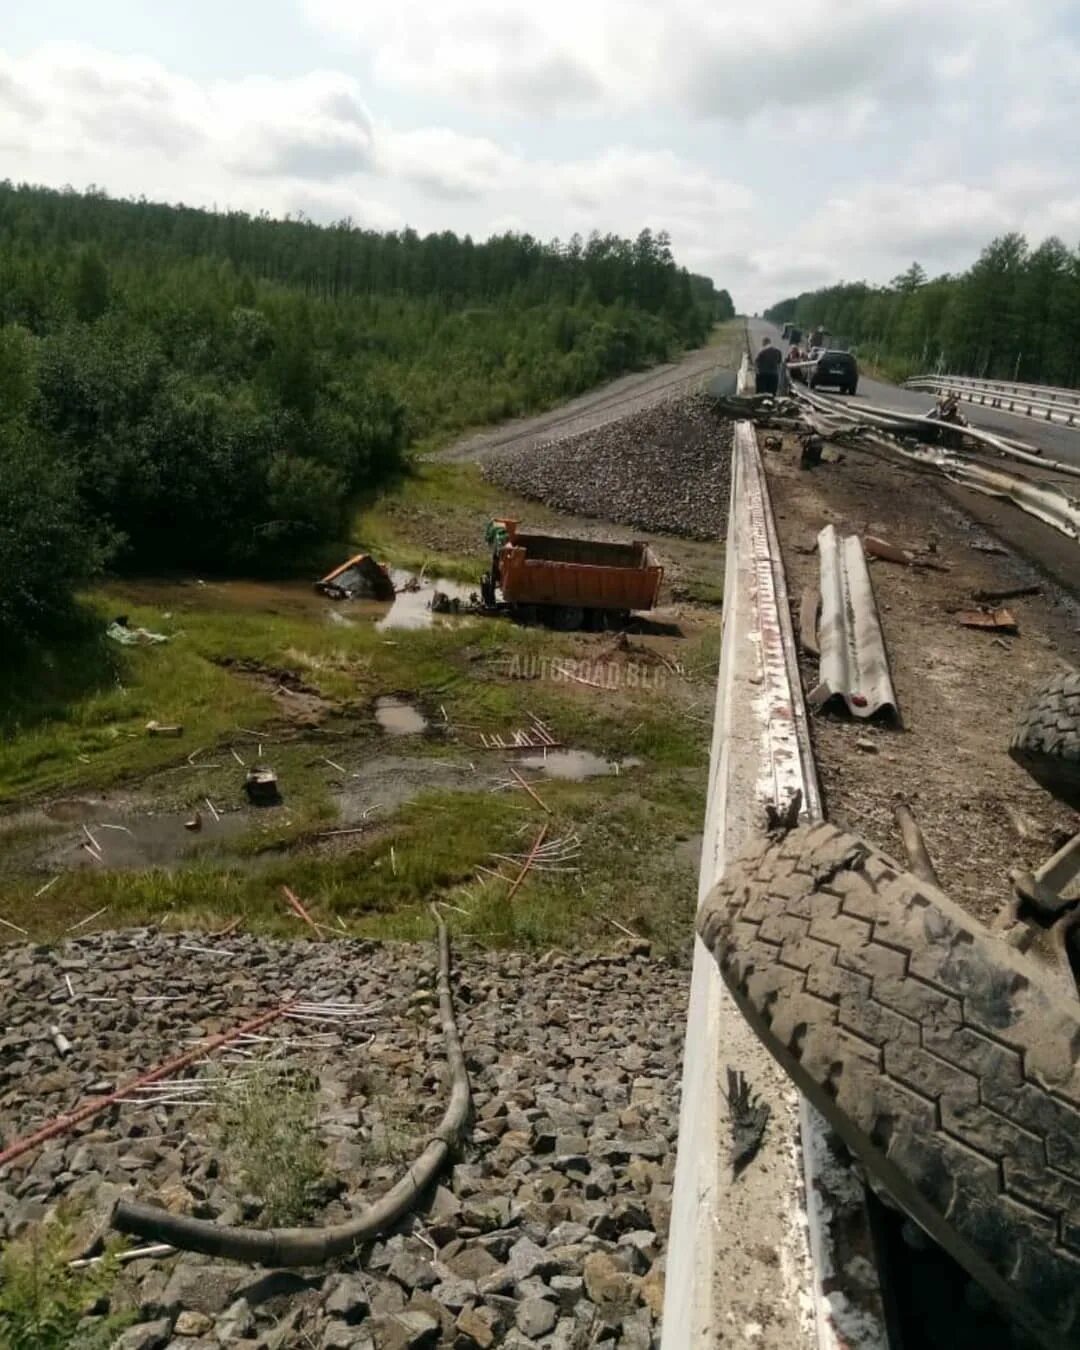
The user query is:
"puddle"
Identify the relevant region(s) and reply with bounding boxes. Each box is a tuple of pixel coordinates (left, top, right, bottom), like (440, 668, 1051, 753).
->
(374, 696, 428, 737)
(33, 798, 255, 872)
(516, 750, 643, 781)
(376, 571, 476, 632)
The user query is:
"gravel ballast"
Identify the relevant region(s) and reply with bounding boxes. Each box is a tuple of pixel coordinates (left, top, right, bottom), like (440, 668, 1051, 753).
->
(0, 932, 686, 1348)
(483, 394, 733, 540)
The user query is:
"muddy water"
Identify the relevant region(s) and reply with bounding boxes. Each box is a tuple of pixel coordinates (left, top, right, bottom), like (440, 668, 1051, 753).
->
(34, 798, 255, 872)
(517, 750, 644, 780)
(374, 696, 428, 736)
(376, 572, 476, 632)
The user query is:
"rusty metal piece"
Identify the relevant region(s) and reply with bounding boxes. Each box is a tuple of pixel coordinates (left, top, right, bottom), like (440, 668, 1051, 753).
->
(957, 608, 1018, 633)
(799, 587, 821, 656)
(812, 525, 898, 720)
(282, 885, 320, 935)
(864, 535, 915, 566)
(505, 823, 549, 902)
(0, 1001, 295, 1169)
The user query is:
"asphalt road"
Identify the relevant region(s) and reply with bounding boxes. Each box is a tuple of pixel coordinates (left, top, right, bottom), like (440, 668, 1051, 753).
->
(748, 318, 1080, 470)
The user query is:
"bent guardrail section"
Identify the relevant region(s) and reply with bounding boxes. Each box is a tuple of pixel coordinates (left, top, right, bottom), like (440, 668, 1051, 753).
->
(813, 525, 899, 720)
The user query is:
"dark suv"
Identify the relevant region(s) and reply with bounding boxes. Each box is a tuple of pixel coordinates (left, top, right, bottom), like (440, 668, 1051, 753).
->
(809, 349, 858, 395)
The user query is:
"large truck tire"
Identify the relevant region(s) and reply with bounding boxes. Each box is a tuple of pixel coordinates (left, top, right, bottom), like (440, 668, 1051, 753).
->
(698, 822, 1080, 1350)
(1009, 667, 1080, 808)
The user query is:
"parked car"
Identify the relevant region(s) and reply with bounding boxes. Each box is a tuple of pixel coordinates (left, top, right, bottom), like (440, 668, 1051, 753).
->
(808, 348, 859, 395)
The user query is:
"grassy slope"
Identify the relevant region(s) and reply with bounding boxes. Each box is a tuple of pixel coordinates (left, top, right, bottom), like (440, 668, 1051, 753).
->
(1, 363, 728, 952)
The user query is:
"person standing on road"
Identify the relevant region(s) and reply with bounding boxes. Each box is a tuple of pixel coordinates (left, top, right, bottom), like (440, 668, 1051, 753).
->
(755, 337, 783, 395)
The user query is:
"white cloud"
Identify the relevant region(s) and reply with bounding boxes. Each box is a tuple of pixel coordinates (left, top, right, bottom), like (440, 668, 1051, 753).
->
(304, 0, 1068, 127)
(2, 0, 1080, 313)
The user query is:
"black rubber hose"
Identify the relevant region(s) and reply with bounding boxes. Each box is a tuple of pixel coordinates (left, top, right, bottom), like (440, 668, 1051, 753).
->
(112, 908, 471, 1264)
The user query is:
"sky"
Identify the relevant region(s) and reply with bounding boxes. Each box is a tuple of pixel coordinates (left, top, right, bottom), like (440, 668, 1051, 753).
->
(2, 0, 1080, 311)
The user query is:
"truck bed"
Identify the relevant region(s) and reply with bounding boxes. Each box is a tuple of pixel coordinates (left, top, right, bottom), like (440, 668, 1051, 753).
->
(498, 530, 663, 612)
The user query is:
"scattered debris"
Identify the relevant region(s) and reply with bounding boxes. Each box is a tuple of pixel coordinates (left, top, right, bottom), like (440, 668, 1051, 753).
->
(856, 738, 880, 754)
(864, 535, 915, 566)
(204, 797, 221, 823)
(799, 587, 821, 656)
(972, 584, 1041, 603)
(107, 618, 170, 646)
(49, 1024, 72, 1057)
(145, 720, 183, 737)
(724, 1068, 770, 1178)
(64, 906, 109, 934)
(765, 790, 803, 837)
(33, 876, 59, 899)
(0, 915, 29, 935)
(894, 803, 942, 888)
(957, 607, 1019, 633)
(184, 810, 202, 832)
(282, 885, 320, 936)
(799, 432, 823, 469)
(505, 824, 550, 902)
(244, 767, 280, 805)
(315, 554, 395, 601)
(508, 767, 552, 814)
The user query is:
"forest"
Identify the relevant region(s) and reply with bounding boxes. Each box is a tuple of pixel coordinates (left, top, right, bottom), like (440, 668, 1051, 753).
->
(765, 233, 1080, 387)
(0, 180, 733, 645)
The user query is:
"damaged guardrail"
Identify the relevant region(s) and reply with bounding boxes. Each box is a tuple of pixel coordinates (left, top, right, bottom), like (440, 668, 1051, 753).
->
(905, 374, 1080, 427)
(812, 525, 899, 720)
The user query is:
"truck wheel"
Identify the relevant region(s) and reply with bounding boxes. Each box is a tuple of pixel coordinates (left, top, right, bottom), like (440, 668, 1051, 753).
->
(698, 822, 1080, 1350)
(548, 605, 585, 632)
(1010, 667, 1080, 808)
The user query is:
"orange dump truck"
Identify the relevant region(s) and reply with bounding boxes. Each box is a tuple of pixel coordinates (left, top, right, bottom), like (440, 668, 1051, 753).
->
(483, 518, 663, 630)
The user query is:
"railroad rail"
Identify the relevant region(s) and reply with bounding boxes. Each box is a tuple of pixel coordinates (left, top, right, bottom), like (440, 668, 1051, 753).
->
(905, 373, 1080, 428)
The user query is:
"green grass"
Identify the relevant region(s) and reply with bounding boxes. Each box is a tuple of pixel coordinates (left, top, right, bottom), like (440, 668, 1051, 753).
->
(1, 440, 720, 953)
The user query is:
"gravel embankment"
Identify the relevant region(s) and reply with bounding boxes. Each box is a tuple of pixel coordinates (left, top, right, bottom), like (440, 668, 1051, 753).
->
(483, 395, 732, 539)
(1, 932, 686, 1349)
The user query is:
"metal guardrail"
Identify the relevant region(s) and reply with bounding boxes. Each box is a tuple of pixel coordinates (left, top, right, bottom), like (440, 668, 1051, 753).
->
(663, 414, 888, 1350)
(911, 373, 1080, 408)
(812, 526, 899, 720)
(905, 375, 1080, 429)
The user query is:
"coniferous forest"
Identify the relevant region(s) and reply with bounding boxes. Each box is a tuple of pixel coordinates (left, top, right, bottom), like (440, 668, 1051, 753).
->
(765, 235, 1080, 385)
(0, 180, 733, 644)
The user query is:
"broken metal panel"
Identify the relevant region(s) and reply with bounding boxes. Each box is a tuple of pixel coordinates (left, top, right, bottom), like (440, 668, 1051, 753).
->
(946, 462, 1080, 543)
(815, 525, 899, 720)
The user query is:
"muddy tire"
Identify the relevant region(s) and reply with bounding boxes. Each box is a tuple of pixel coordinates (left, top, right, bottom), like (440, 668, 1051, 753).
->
(698, 823, 1080, 1350)
(1010, 667, 1080, 807)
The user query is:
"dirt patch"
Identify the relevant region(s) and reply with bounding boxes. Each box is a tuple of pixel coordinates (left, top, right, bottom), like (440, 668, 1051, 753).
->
(216, 657, 338, 726)
(766, 436, 1080, 927)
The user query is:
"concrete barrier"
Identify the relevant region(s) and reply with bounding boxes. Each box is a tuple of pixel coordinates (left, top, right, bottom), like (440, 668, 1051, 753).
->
(662, 422, 888, 1350)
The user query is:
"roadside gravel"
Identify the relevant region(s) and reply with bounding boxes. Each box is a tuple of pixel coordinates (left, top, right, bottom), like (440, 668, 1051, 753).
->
(1, 931, 686, 1349)
(484, 395, 732, 539)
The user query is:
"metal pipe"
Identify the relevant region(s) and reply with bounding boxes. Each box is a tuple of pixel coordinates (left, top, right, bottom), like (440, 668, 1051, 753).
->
(112, 909, 471, 1265)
